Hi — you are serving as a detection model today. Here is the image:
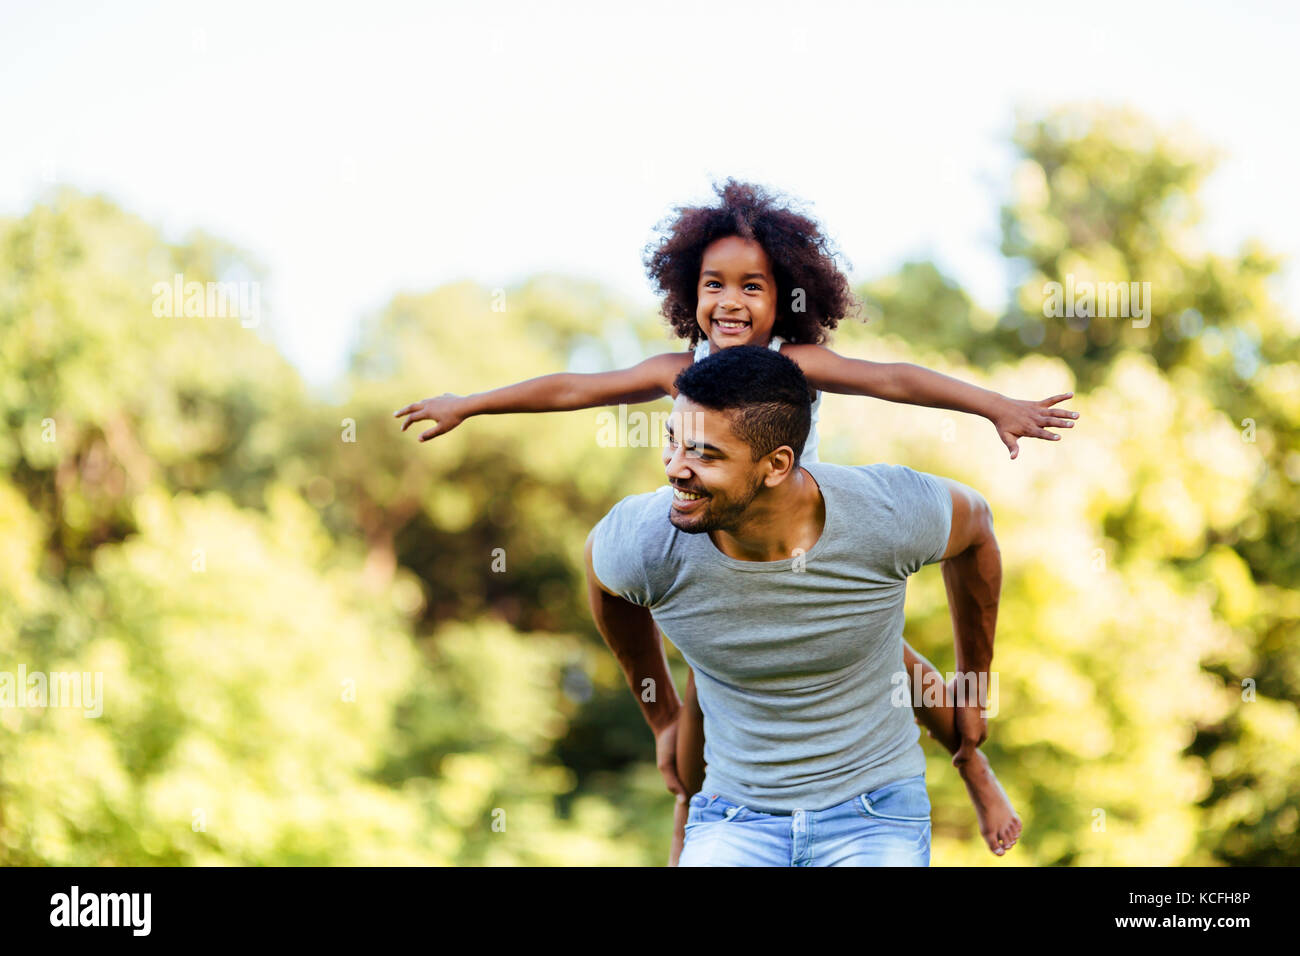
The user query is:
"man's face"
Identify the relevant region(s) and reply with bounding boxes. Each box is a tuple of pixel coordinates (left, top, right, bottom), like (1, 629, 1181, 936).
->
(662, 397, 768, 534)
(695, 235, 778, 351)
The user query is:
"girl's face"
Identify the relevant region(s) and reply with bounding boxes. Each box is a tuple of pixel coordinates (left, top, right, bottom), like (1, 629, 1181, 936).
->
(695, 235, 778, 351)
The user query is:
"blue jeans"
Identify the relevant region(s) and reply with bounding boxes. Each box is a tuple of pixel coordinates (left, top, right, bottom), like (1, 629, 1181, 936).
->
(678, 773, 930, 867)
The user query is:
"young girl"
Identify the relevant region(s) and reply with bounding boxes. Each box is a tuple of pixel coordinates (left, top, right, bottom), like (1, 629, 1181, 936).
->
(395, 179, 1075, 864)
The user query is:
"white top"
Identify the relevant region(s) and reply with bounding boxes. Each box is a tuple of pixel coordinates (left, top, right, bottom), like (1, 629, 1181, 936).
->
(691, 335, 822, 464)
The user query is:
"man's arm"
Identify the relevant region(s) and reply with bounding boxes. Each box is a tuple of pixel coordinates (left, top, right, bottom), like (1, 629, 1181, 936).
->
(584, 530, 686, 796)
(935, 478, 1001, 766)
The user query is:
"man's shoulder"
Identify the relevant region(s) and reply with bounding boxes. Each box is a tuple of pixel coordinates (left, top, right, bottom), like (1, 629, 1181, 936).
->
(594, 486, 677, 550)
(591, 486, 676, 607)
(807, 460, 936, 490)
(808, 461, 952, 519)
(808, 462, 954, 575)
(603, 485, 672, 523)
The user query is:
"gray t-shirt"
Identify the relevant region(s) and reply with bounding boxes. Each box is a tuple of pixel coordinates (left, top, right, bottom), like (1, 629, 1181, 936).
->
(590, 461, 953, 812)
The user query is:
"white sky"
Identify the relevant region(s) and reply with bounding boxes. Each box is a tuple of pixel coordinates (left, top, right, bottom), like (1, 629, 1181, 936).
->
(2, 0, 1296, 390)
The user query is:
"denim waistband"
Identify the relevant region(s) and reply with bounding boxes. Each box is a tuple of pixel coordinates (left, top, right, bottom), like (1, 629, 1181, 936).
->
(702, 793, 793, 815)
(700, 772, 927, 815)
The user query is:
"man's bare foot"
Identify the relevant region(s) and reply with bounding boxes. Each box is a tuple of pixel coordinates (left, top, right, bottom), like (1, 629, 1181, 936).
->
(955, 750, 1022, 856)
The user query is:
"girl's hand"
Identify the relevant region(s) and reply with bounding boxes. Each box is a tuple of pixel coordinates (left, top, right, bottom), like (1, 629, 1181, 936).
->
(991, 393, 1078, 459)
(393, 394, 467, 442)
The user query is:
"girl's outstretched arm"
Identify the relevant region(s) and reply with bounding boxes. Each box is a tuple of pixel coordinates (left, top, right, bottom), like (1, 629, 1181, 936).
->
(782, 343, 1079, 459)
(394, 351, 691, 442)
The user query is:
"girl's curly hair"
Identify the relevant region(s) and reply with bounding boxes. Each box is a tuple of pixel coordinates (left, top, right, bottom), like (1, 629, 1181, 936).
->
(642, 178, 859, 347)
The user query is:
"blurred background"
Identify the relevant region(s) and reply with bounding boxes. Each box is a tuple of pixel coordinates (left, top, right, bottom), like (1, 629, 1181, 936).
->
(1, 0, 1296, 865)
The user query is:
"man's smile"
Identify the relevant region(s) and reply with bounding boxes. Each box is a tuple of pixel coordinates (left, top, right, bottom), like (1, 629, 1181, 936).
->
(671, 484, 709, 507)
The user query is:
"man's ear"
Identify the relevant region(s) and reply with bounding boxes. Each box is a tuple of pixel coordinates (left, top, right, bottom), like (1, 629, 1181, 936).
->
(762, 445, 799, 487)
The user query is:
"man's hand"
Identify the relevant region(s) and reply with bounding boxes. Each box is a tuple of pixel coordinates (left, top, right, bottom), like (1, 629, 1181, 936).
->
(655, 717, 688, 801)
(393, 393, 467, 442)
(951, 701, 988, 768)
(990, 392, 1078, 459)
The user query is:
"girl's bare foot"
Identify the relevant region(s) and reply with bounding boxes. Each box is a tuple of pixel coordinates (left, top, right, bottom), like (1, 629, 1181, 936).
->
(955, 749, 1022, 856)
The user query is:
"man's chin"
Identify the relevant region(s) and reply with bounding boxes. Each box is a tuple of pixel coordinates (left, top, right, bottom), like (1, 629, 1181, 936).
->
(667, 507, 712, 534)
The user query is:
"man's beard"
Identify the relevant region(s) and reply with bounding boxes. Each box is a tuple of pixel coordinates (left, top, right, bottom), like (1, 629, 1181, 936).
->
(668, 472, 766, 534)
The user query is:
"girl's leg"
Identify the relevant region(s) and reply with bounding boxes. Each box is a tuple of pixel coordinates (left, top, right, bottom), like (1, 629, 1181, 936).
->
(903, 641, 959, 751)
(669, 668, 706, 866)
(903, 640, 1022, 856)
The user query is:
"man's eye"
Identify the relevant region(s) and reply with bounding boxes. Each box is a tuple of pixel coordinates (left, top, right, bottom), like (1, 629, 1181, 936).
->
(665, 435, 704, 459)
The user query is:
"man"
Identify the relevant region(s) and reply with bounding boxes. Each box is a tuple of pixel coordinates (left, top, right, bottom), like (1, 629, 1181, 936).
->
(585, 345, 1000, 866)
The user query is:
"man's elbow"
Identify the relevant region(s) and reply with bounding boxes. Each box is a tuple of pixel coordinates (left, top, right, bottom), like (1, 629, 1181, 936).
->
(970, 491, 994, 541)
(962, 492, 998, 559)
(942, 481, 997, 559)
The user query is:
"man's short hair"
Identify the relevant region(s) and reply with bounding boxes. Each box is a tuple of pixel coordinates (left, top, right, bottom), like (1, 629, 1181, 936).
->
(673, 345, 814, 463)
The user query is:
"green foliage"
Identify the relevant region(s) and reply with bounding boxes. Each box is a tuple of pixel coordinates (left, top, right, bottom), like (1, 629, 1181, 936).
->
(1, 104, 1296, 865)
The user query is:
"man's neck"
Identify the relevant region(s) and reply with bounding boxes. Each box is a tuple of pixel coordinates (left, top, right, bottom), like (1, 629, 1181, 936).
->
(709, 466, 826, 562)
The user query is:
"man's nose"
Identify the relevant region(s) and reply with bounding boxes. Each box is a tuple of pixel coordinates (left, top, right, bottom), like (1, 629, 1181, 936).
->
(663, 444, 692, 480)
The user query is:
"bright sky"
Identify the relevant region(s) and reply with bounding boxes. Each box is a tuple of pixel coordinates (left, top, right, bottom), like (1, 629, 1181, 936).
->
(2, 0, 1296, 390)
